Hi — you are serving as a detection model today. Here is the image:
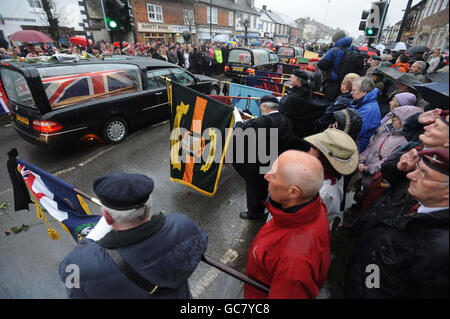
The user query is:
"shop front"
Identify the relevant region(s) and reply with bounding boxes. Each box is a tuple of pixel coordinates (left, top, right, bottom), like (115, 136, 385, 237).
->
(235, 31, 260, 45)
(137, 22, 196, 44)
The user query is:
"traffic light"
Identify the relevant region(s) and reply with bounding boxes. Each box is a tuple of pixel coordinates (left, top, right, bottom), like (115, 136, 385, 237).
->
(103, 0, 119, 30)
(358, 10, 369, 32)
(363, 1, 390, 38)
(116, 0, 134, 32)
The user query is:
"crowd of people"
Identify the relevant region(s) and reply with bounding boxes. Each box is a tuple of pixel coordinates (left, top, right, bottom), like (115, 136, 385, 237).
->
(1, 31, 447, 300)
(229, 29, 448, 299)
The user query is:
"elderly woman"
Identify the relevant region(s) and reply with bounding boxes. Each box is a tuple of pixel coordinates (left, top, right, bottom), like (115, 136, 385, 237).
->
(348, 76, 382, 153)
(358, 105, 423, 188)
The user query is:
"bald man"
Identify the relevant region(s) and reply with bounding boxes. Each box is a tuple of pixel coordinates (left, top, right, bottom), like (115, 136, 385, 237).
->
(244, 151, 331, 299)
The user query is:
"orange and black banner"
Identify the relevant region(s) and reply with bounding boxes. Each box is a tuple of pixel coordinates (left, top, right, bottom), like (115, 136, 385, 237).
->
(168, 80, 234, 197)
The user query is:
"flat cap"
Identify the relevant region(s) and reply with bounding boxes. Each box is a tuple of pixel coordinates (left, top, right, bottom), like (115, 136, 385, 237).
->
(371, 55, 381, 61)
(93, 171, 154, 210)
(419, 149, 449, 176)
(260, 95, 278, 105)
(293, 69, 309, 80)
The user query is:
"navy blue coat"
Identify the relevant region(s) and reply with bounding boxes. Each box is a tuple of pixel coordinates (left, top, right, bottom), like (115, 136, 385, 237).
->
(59, 213, 208, 298)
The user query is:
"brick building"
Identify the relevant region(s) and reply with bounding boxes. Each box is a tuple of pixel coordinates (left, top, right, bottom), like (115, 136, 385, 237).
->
(413, 0, 449, 50)
(195, 0, 236, 43)
(132, 0, 196, 44)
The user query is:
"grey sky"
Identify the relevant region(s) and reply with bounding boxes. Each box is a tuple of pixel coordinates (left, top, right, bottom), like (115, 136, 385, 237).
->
(255, 0, 421, 38)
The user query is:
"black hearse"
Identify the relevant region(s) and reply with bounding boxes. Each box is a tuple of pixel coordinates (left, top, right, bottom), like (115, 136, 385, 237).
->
(224, 47, 279, 83)
(0, 56, 220, 148)
(277, 45, 305, 64)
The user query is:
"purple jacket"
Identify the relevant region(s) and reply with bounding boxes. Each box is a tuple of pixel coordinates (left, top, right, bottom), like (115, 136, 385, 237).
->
(360, 106, 423, 175)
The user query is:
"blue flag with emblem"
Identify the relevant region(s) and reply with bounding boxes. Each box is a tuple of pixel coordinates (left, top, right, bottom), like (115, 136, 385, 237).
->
(15, 158, 101, 243)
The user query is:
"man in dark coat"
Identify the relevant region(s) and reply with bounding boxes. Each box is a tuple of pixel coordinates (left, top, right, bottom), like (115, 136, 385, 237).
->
(279, 69, 328, 139)
(232, 96, 307, 220)
(317, 31, 361, 102)
(59, 171, 208, 298)
(345, 148, 449, 299)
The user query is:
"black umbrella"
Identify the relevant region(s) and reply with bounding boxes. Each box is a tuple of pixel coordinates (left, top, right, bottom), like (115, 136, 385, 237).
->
(376, 67, 422, 89)
(414, 81, 449, 109)
(407, 45, 431, 56)
(425, 72, 449, 83)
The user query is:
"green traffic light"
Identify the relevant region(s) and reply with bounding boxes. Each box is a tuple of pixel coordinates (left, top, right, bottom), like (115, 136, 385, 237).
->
(108, 19, 118, 30)
(366, 28, 374, 35)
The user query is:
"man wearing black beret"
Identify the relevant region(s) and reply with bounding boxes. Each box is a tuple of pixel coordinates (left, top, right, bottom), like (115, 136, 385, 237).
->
(345, 148, 449, 298)
(231, 95, 306, 220)
(59, 171, 208, 298)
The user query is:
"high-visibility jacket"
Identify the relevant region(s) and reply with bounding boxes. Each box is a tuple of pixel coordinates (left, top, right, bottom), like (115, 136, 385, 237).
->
(214, 49, 223, 64)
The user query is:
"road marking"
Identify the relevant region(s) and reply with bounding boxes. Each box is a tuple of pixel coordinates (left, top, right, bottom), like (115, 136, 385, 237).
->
(191, 248, 238, 298)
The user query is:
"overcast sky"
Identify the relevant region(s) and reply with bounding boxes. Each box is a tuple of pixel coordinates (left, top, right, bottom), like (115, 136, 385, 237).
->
(255, 0, 421, 38)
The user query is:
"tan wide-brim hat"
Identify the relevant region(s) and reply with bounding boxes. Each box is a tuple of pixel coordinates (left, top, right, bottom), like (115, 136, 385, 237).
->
(304, 128, 359, 175)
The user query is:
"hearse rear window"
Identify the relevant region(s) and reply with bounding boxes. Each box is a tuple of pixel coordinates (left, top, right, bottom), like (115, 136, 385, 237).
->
(252, 50, 270, 65)
(228, 50, 252, 65)
(278, 47, 294, 56)
(0, 68, 37, 110)
(37, 64, 142, 108)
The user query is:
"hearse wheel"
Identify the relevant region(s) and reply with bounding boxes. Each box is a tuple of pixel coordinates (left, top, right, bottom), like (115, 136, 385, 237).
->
(103, 117, 128, 143)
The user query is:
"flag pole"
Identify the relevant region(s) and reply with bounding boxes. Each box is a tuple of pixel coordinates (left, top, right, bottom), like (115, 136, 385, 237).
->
(71, 187, 270, 293)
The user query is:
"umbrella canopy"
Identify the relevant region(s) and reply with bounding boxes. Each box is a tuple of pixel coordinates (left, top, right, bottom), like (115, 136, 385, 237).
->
(212, 34, 229, 43)
(425, 72, 449, 83)
(377, 66, 422, 88)
(387, 42, 410, 52)
(113, 41, 129, 48)
(407, 45, 430, 56)
(9, 30, 54, 43)
(375, 43, 386, 55)
(70, 36, 93, 48)
(414, 81, 449, 108)
(358, 46, 380, 57)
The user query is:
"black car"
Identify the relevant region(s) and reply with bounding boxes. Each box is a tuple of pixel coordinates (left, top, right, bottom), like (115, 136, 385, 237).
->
(277, 46, 305, 64)
(0, 56, 220, 148)
(224, 47, 279, 83)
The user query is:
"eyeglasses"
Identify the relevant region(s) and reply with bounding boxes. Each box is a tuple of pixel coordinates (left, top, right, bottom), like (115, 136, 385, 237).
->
(414, 163, 448, 183)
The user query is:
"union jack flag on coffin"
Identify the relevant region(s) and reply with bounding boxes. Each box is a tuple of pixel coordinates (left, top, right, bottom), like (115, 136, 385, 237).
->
(17, 159, 101, 243)
(42, 69, 136, 107)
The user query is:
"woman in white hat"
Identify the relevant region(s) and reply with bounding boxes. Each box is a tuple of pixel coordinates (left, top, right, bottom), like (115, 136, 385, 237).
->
(304, 128, 359, 228)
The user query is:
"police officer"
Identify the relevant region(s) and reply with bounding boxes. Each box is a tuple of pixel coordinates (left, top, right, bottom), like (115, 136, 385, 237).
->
(232, 95, 307, 220)
(59, 171, 208, 298)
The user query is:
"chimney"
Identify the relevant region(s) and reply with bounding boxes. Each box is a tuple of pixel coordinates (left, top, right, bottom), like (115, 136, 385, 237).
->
(250, 0, 255, 8)
(262, 5, 267, 11)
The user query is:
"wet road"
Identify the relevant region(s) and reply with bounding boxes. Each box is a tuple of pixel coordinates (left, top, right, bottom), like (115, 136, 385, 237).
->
(0, 117, 266, 298)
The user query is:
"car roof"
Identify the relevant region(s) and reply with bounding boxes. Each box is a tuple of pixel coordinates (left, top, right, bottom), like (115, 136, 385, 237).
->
(1, 56, 177, 70)
(230, 47, 273, 52)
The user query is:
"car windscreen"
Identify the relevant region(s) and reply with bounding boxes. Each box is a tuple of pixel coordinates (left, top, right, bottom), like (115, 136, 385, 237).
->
(278, 47, 294, 56)
(0, 68, 38, 110)
(37, 63, 142, 108)
(228, 50, 252, 65)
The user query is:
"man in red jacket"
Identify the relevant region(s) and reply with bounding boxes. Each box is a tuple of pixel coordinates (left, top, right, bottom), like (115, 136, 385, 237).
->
(244, 150, 331, 299)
